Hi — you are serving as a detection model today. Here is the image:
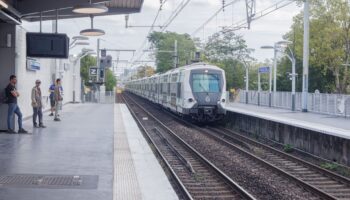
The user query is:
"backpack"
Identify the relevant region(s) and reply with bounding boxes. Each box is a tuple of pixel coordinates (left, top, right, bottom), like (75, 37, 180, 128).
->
(0, 88, 8, 104)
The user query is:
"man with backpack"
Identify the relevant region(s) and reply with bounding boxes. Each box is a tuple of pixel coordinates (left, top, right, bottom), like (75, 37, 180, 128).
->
(5, 75, 28, 134)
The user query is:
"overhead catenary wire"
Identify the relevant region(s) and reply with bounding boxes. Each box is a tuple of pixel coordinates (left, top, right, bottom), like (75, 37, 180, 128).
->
(191, 0, 241, 36)
(222, 0, 295, 32)
(130, 1, 167, 64)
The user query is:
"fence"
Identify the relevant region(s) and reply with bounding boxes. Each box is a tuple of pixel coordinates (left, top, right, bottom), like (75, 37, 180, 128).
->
(236, 90, 350, 118)
(83, 91, 115, 104)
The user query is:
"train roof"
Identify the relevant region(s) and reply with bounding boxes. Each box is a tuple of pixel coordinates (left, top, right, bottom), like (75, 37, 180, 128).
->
(161, 62, 223, 76)
(126, 62, 223, 82)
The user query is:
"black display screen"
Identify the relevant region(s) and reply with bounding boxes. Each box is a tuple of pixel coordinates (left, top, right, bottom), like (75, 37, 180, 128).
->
(26, 33, 69, 59)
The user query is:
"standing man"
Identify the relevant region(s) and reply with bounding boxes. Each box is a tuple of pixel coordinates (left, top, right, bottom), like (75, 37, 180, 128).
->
(6, 75, 28, 134)
(54, 78, 63, 121)
(31, 80, 46, 128)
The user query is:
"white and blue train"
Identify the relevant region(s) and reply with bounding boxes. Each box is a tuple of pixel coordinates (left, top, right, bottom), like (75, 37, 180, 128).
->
(125, 63, 227, 122)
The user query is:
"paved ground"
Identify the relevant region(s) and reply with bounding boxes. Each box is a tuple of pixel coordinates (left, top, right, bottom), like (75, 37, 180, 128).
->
(0, 104, 114, 200)
(226, 103, 350, 139)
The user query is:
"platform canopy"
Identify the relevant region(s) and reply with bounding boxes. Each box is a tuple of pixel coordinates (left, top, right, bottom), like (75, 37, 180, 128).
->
(0, 0, 144, 24)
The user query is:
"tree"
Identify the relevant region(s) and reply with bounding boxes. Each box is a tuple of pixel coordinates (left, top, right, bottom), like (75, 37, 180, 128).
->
(136, 65, 156, 78)
(204, 31, 255, 89)
(105, 69, 117, 91)
(80, 55, 97, 85)
(204, 31, 254, 62)
(148, 31, 196, 73)
(284, 0, 350, 93)
(81, 55, 117, 91)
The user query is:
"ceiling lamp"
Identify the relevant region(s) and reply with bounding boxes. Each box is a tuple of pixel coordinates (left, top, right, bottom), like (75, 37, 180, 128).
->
(80, 15, 105, 36)
(73, 0, 108, 14)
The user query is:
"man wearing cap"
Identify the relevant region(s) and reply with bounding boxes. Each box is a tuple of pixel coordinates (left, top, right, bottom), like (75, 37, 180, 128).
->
(31, 80, 46, 128)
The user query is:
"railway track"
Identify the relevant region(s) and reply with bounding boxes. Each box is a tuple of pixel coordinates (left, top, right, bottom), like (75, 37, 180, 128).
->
(132, 95, 350, 199)
(123, 92, 350, 200)
(204, 127, 350, 200)
(122, 94, 255, 200)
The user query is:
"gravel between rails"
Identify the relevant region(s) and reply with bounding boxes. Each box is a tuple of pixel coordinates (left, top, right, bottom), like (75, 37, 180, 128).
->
(128, 93, 322, 200)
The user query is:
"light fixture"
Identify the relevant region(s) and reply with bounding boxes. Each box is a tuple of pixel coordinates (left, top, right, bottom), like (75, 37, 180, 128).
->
(75, 41, 89, 46)
(80, 15, 105, 36)
(0, 0, 9, 9)
(261, 45, 274, 49)
(73, 0, 108, 14)
(72, 36, 89, 41)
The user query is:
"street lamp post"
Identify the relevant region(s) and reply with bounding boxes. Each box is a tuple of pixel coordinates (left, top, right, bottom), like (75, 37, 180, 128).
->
(261, 43, 278, 107)
(281, 44, 297, 111)
(73, 48, 95, 103)
(236, 59, 249, 104)
(262, 41, 297, 111)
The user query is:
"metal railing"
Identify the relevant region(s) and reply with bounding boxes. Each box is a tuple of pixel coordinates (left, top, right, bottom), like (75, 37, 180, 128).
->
(84, 91, 115, 104)
(235, 90, 350, 118)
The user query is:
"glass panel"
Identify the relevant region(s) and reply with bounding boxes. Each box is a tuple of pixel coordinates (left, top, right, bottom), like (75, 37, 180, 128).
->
(192, 74, 220, 93)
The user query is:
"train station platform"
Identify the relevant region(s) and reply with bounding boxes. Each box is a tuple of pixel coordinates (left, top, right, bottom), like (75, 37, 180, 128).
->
(225, 103, 350, 140)
(0, 103, 178, 200)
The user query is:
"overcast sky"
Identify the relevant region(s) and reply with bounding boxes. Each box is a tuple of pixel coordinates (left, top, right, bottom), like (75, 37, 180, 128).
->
(22, 0, 302, 74)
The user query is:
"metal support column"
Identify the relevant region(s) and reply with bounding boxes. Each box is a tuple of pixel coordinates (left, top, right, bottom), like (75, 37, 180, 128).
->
(258, 72, 261, 106)
(302, 0, 310, 112)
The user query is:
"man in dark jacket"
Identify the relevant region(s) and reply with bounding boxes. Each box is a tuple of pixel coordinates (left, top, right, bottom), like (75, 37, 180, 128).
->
(6, 75, 28, 134)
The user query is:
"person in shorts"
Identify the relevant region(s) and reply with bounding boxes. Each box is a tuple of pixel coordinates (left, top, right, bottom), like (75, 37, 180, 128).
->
(54, 78, 63, 121)
(49, 82, 56, 116)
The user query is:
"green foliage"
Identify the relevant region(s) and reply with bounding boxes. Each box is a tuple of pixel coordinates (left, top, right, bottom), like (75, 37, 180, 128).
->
(105, 69, 117, 91)
(282, 0, 350, 93)
(204, 31, 255, 90)
(80, 55, 97, 85)
(148, 31, 196, 73)
(205, 31, 254, 62)
(136, 66, 155, 78)
(80, 55, 116, 91)
(320, 162, 339, 170)
(283, 144, 294, 153)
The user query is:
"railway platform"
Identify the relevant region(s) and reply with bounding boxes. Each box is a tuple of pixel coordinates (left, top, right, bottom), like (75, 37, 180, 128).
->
(225, 102, 350, 139)
(0, 103, 178, 200)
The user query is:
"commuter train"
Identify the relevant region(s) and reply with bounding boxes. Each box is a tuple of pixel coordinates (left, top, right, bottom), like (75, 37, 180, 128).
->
(125, 63, 227, 122)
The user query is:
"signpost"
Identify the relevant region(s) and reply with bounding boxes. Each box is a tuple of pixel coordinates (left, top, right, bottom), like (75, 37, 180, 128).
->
(89, 67, 98, 76)
(258, 66, 271, 106)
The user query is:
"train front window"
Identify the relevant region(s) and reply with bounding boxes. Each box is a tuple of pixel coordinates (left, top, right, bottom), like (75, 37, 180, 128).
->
(192, 74, 220, 93)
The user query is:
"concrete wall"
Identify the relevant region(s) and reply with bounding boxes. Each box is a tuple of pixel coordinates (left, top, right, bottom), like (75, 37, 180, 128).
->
(0, 23, 16, 130)
(0, 24, 82, 130)
(224, 111, 350, 166)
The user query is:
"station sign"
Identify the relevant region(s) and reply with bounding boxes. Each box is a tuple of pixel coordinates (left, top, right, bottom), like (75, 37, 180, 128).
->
(259, 66, 270, 74)
(89, 67, 98, 76)
(26, 58, 40, 71)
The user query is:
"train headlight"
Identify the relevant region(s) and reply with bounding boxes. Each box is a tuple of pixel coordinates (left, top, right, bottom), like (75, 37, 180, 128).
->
(221, 99, 226, 103)
(188, 98, 194, 103)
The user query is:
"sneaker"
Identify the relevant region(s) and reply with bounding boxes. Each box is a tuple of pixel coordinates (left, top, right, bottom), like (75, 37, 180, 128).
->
(54, 118, 61, 121)
(7, 129, 16, 134)
(39, 124, 46, 128)
(18, 128, 28, 134)
(49, 113, 54, 116)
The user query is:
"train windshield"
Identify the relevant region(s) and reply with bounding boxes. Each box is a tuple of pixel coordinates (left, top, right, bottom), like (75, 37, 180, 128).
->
(192, 74, 220, 93)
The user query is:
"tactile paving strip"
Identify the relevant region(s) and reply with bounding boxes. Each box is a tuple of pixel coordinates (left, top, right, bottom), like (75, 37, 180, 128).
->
(0, 174, 98, 189)
(114, 104, 142, 200)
